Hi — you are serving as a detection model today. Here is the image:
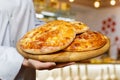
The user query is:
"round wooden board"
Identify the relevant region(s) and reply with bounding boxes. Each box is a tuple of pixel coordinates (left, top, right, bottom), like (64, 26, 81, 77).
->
(16, 37, 110, 62)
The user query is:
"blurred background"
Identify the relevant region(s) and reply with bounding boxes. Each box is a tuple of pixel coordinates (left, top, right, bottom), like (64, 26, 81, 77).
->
(33, 0, 120, 80)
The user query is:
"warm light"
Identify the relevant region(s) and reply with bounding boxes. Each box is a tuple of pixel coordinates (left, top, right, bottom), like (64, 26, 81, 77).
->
(110, 0, 116, 6)
(50, 0, 56, 2)
(69, 0, 74, 3)
(94, 1, 100, 8)
(61, 2, 70, 11)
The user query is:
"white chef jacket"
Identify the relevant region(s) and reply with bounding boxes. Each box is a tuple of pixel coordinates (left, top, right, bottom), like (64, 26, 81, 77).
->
(0, 0, 45, 80)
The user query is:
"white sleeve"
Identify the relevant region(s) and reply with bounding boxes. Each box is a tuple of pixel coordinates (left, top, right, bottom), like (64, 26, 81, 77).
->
(0, 46, 24, 80)
(0, 0, 44, 79)
(0, 1, 24, 79)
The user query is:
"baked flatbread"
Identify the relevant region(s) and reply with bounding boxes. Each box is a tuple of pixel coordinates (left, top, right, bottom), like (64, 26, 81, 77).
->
(70, 21, 89, 34)
(17, 20, 110, 62)
(64, 31, 107, 51)
(16, 36, 110, 62)
(19, 20, 76, 54)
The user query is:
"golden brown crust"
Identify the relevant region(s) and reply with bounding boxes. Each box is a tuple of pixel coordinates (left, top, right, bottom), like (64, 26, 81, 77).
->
(19, 20, 76, 54)
(70, 21, 89, 34)
(64, 30, 107, 51)
(16, 36, 110, 62)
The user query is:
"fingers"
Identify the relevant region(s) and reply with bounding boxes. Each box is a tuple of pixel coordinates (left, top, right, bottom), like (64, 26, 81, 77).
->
(55, 62, 76, 68)
(23, 59, 75, 70)
(28, 59, 56, 70)
(48, 62, 76, 70)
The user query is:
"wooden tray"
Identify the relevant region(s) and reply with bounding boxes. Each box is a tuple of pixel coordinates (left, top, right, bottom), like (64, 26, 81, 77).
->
(16, 37, 110, 62)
